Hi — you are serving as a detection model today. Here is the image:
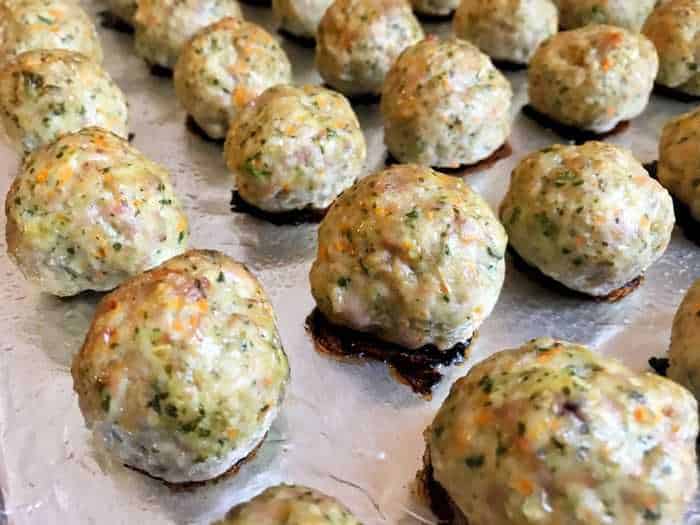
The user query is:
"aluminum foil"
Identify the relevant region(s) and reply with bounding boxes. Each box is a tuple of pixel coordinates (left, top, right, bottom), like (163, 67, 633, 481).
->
(1, 3, 700, 524)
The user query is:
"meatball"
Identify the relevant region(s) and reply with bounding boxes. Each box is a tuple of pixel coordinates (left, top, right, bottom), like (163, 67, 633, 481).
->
(316, 0, 424, 97)
(658, 107, 700, 222)
(669, 279, 700, 402)
(0, 50, 129, 153)
(554, 0, 658, 31)
(106, 0, 139, 25)
(500, 142, 674, 298)
(6, 127, 188, 297)
(225, 84, 366, 213)
(215, 485, 361, 524)
(72, 250, 289, 483)
(426, 337, 699, 525)
(453, 0, 558, 65)
(134, 0, 243, 69)
(174, 18, 292, 140)
(0, 0, 103, 64)
(380, 37, 512, 168)
(528, 25, 658, 133)
(410, 0, 458, 17)
(310, 164, 507, 350)
(643, 0, 700, 97)
(272, 0, 333, 40)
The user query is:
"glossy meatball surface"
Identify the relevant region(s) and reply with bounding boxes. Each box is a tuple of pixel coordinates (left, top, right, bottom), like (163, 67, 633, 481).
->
(528, 25, 658, 133)
(6, 128, 188, 297)
(310, 164, 507, 350)
(500, 142, 674, 297)
(554, 0, 658, 31)
(225, 84, 366, 213)
(0, 50, 129, 153)
(410, 0, 458, 16)
(669, 279, 700, 402)
(315, 0, 424, 96)
(427, 337, 698, 525)
(72, 250, 289, 483)
(134, 0, 243, 69)
(272, 0, 332, 40)
(174, 18, 292, 140)
(215, 485, 361, 524)
(381, 37, 512, 168)
(453, 0, 558, 65)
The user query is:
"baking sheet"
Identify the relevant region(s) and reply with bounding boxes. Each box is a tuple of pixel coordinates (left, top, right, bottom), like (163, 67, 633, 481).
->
(1, 2, 700, 524)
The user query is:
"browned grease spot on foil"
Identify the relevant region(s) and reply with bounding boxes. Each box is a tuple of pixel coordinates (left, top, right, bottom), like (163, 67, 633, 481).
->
(230, 191, 328, 225)
(416, 447, 468, 525)
(149, 64, 173, 78)
(508, 247, 643, 302)
(98, 10, 133, 33)
(385, 142, 512, 176)
(305, 308, 470, 398)
(653, 84, 700, 103)
(522, 105, 630, 144)
(278, 29, 316, 49)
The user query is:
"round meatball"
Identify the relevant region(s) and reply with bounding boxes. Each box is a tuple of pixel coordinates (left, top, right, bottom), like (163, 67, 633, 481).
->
(0, 50, 129, 153)
(174, 18, 292, 140)
(528, 25, 658, 133)
(310, 164, 507, 350)
(225, 84, 366, 213)
(643, 0, 700, 97)
(554, 0, 658, 31)
(453, 0, 558, 65)
(410, 0, 458, 16)
(72, 250, 289, 483)
(272, 0, 333, 40)
(0, 0, 103, 64)
(133, 0, 243, 69)
(380, 37, 512, 168)
(658, 107, 700, 222)
(669, 279, 700, 402)
(106, 0, 138, 25)
(315, 0, 424, 96)
(500, 142, 674, 298)
(215, 485, 361, 524)
(6, 127, 189, 297)
(426, 337, 699, 525)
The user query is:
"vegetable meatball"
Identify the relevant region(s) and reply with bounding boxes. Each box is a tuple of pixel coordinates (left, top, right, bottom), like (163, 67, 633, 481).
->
(380, 37, 512, 168)
(272, 0, 333, 40)
(410, 0, 458, 17)
(6, 127, 188, 297)
(174, 18, 292, 140)
(658, 107, 700, 222)
(225, 84, 366, 213)
(134, 0, 243, 69)
(553, 0, 658, 31)
(426, 337, 699, 525)
(215, 484, 361, 524)
(500, 142, 674, 298)
(453, 0, 558, 65)
(310, 164, 507, 350)
(668, 279, 700, 402)
(643, 0, 700, 97)
(0, 50, 129, 153)
(528, 25, 658, 133)
(72, 250, 289, 483)
(315, 0, 424, 97)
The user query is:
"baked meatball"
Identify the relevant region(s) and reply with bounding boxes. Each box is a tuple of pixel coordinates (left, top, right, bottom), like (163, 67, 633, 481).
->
(316, 0, 424, 97)
(658, 107, 700, 221)
(500, 142, 674, 298)
(643, 0, 700, 97)
(310, 164, 507, 350)
(0, 50, 129, 153)
(453, 0, 558, 65)
(174, 18, 292, 140)
(215, 485, 361, 524)
(380, 37, 512, 168)
(528, 25, 658, 133)
(669, 279, 700, 402)
(225, 84, 366, 213)
(134, 0, 243, 69)
(554, 0, 658, 31)
(410, 0, 458, 17)
(426, 337, 699, 525)
(6, 127, 188, 297)
(272, 0, 333, 40)
(72, 250, 289, 483)
(0, 0, 103, 64)
(105, 0, 139, 25)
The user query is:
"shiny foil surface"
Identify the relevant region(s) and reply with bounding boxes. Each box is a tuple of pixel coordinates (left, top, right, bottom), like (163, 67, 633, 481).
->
(1, 3, 699, 524)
